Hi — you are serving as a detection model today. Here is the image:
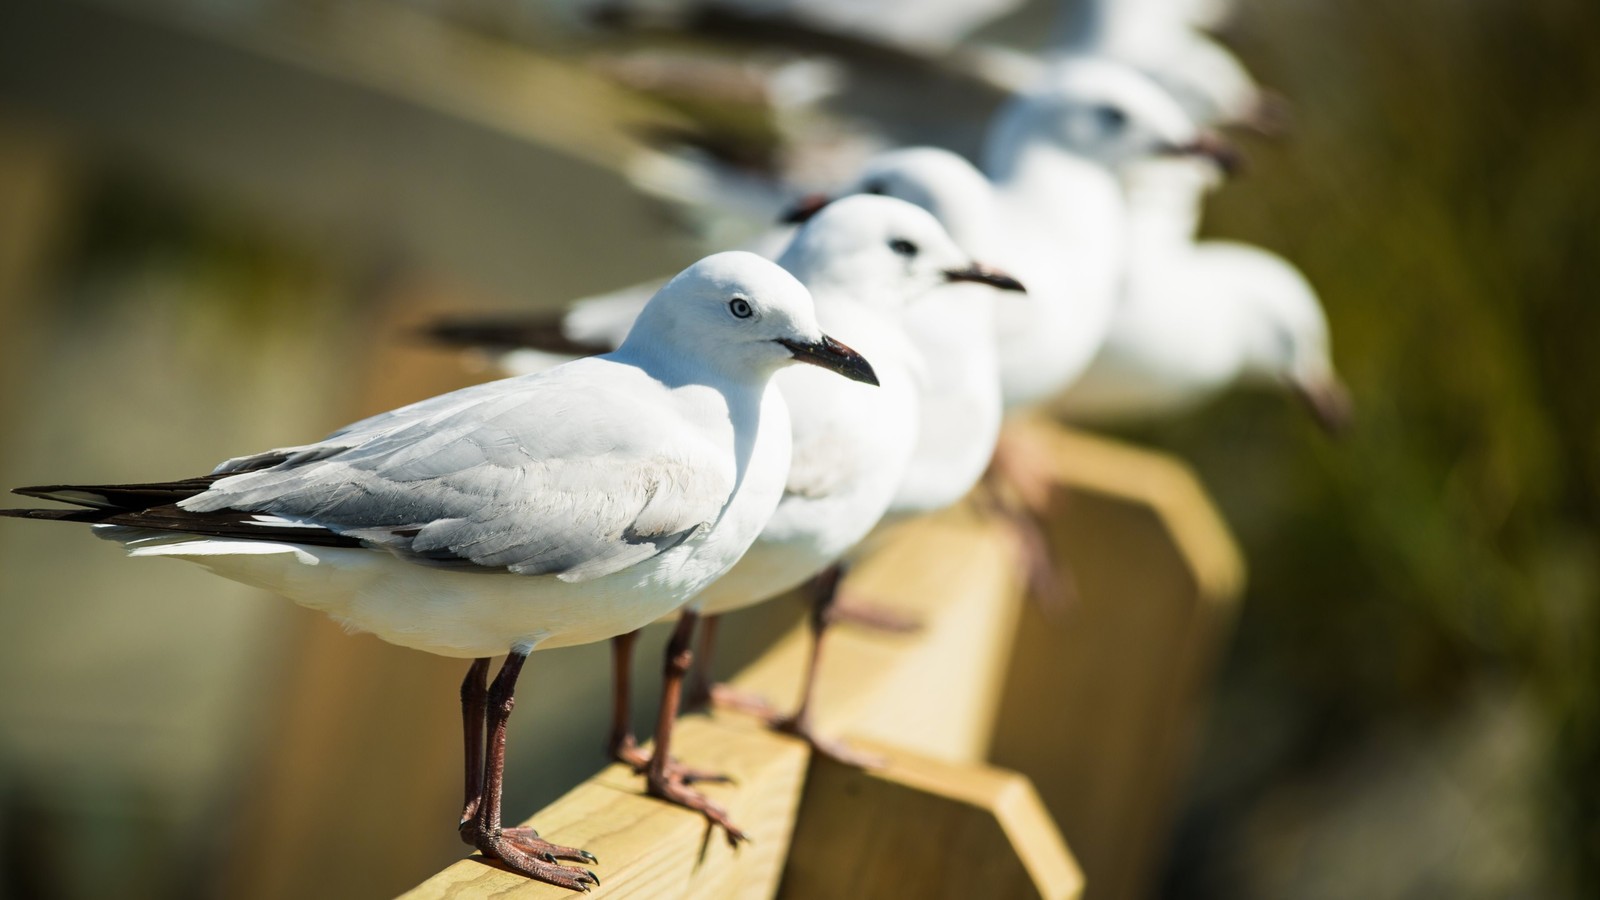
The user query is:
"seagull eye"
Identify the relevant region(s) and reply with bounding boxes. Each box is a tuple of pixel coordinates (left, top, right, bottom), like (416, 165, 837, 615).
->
(863, 180, 888, 195)
(1096, 105, 1129, 130)
(889, 238, 919, 258)
(728, 297, 754, 319)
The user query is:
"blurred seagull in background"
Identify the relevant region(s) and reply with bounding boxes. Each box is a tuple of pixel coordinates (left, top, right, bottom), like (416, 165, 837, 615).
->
(0, 252, 882, 892)
(1058, 153, 1350, 431)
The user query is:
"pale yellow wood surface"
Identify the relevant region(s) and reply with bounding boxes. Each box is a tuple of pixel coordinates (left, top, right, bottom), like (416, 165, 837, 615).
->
(988, 419, 1246, 900)
(780, 739, 1084, 900)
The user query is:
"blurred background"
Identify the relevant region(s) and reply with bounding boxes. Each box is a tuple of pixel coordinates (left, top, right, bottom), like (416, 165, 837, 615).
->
(0, 1, 1594, 898)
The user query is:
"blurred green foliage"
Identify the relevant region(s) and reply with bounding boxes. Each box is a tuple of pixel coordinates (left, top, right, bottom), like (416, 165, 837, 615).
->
(1121, 1, 1600, 895)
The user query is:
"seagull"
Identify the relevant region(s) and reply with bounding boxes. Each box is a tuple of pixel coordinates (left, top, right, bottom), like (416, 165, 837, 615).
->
(0, 251, 881, 893)
(1057, 156, 1350, 431)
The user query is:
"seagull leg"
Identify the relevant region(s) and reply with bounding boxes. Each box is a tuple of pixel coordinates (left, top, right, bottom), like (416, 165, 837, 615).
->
(468, 652, 601, 891)
(607, 631, 645, 768)
(772, 565, 887, 769)
(457, 657, 490, 844)
(642, 610, 749, 844)
(982, 434, 1079, 616)
(682, 614, 720, 712)
(612, 628, 731, 786)
(702, 615, 791, 716)
(828, 593, 924, 634)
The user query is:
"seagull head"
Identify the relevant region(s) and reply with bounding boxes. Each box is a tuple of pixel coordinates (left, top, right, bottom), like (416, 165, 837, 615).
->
(781, 148, 1004, 260)
(778, 195, 1025, 312)
(1233, 263, 1352, 435)
(626, 251, 878, 386)
(986, 57, 1242, 176)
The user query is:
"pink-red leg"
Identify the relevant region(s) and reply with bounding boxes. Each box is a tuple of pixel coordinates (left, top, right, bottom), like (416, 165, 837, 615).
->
(641, 610, 748, 844)
(464, 653, 601, 892)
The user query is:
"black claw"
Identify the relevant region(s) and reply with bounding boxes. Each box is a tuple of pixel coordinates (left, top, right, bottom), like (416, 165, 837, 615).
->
(580, 850, 599, 865)
(584, 869, 601, 886)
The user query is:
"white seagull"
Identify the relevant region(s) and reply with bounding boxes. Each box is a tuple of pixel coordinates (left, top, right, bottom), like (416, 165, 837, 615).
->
(0, 252, 881, 893)
(1057, 156, 1351, 430)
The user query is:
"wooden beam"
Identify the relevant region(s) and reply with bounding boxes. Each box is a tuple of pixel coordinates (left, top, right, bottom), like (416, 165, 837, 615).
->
(987, 419, 1246, 900)
(780, 740, 1084, 900)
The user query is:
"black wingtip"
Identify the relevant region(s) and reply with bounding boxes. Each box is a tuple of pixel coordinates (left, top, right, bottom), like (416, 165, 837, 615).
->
(0, 507, 110, 523)
(11, 478, 220, 511)
(421, 315, 610, 357)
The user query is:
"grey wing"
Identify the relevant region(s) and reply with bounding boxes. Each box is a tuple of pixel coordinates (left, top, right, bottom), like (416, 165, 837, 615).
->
(211, 375, 529, 475)
(187, 370, 736, 581)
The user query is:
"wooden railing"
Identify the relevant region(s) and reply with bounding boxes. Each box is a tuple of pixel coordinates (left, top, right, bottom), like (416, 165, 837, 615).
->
(398, 420, 1244, 899)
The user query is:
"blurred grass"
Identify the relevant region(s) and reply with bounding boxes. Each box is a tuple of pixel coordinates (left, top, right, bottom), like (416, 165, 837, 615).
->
(1117, 0, 1600, 896)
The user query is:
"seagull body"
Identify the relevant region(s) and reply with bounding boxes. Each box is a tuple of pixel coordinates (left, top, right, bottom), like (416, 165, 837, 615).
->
(75, 254, 844, 658)
(826, 149, 1006, 520)
(981, 121, 1125, 411)
(116, 354, 787, 659)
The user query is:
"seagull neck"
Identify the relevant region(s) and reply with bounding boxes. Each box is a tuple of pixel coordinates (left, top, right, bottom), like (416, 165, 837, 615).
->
(984, 137, 1103, 198)
(1123, 161, 1210, 255)
(612, 332, 771, 396)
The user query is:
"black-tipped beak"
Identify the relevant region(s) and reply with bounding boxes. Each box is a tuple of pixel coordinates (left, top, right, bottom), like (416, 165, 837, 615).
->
(1293, 377, 1354, 437)
(1162, 131, 1246, 177)
(779, 193, 831, 225)
(778, 334, 879, 386)
(943, 262, 1027, 293)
